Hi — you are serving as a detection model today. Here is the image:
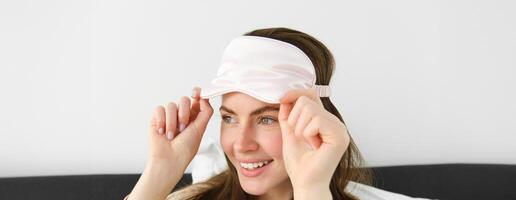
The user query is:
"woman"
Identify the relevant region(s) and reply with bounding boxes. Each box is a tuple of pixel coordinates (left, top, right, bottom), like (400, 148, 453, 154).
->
(127, 27, 373, 200)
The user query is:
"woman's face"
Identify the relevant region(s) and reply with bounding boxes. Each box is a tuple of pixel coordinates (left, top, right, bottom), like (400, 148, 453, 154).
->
(219, 92, 291, 196)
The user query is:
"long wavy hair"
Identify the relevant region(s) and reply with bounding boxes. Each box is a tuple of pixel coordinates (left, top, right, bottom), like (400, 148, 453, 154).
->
(172, 27, 373, 200)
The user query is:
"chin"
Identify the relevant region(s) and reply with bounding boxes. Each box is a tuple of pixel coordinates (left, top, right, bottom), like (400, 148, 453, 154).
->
(235, 165, 275, 195)
(233, 162, 276, 195)
(232, 160, 290, 196)
(239, 176, 269, 195)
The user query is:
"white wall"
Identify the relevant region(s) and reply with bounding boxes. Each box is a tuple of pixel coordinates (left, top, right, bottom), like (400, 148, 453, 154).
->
(0, 0, 514, 178)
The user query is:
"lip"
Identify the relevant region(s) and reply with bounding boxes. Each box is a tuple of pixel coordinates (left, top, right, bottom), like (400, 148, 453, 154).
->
(238, 159, 273, 163)
(238, 160, 273, 177)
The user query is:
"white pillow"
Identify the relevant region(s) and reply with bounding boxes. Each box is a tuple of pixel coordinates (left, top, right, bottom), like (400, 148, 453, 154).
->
(190, 138, 227, 184)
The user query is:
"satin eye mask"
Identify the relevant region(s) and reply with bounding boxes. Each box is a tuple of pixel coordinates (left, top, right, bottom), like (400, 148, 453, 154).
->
(200, 35, 331, 104)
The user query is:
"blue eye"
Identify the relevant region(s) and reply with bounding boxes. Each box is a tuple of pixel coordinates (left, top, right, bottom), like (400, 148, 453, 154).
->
(221, 115, 277, 126)
(221, 115, 236, 124)
(259, 116, 277, 125)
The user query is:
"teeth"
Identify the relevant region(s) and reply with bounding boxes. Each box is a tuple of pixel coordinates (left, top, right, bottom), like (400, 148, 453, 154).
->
(240, 160, 271, 170)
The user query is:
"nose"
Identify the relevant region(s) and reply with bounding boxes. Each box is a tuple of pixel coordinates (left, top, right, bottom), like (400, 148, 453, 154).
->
(233, 126, 259, 153)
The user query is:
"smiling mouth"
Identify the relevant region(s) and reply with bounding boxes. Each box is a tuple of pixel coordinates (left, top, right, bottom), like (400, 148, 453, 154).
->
(239, 160, 274, 170)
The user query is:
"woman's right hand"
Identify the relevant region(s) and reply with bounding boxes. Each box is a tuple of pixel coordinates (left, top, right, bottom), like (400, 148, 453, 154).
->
(147, 86, 213, 170)
(127, 87, 212, 200)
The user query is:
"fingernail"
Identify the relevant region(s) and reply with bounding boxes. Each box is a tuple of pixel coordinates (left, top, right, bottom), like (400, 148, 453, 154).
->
(192, 89, 200, 99)
(180, 123, 185, 132)
(167, 131, 174, 140)
(306, 142, 314, 150)
(158, 127, 164, 134)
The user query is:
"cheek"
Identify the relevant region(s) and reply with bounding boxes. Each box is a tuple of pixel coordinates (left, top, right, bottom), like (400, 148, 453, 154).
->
(219, 127, 284, 159)
(220, 130, 234, 156)
(261, 131, 283, 158)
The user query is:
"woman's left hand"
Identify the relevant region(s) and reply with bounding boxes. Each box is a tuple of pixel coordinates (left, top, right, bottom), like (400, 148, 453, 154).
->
(278, 88, 350, 193)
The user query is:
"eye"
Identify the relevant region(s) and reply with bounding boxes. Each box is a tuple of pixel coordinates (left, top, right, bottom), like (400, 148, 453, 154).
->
(221, 115, 237, 124)
(259, 116, 277, 125)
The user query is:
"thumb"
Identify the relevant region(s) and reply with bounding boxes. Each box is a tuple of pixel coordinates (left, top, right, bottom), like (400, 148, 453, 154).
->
(278, 103, 293, 137)
(279, 103, 313, 155)
(172, 98, 213, 158)
(187, 98, 213, 139)
(279, 103, 302, 151)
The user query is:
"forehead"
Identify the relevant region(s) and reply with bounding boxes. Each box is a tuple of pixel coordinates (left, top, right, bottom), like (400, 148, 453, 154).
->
(221, 92, 268, 105)
(220, 92, 279, 114)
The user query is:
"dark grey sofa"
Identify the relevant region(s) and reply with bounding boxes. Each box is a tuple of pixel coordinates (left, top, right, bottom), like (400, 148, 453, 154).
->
(1, 163, 515, 200)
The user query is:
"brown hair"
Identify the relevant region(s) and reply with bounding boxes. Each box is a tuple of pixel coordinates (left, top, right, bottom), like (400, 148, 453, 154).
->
(172, 27, 373, 200)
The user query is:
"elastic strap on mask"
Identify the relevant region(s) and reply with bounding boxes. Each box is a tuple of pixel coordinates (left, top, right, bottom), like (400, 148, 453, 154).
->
(314, 85, 331, 98)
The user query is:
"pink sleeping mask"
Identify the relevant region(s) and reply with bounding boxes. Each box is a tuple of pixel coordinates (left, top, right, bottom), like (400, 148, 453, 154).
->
(200, 35, 331, 104)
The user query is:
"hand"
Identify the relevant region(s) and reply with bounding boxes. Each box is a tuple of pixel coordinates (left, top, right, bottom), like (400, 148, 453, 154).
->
(147, 87, 213, 170)
(278, 88, 350, 191)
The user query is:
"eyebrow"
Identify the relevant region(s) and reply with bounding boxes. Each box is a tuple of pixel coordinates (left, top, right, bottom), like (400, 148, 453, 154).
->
(219, 105, 279, 116)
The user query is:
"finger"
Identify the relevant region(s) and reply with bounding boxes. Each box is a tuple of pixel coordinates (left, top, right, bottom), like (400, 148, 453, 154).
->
(189, 87, 201, 121)
(151, 105, 166, 135)
(287, 96, 309, 129)
(178, 96, 191, 133)
(302, 117, 323, 150)
(181, 98, 213, 141)
(149, 106, 171, 148)
(294, 107, 313, 137)
(280, 88, 321, 105)
(279, 103, 294, 139)
(278, 102, 293, 122)
(279, 103, 305, 152)
(169, 98, 213, 159)
(165, 102, 178, 139)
